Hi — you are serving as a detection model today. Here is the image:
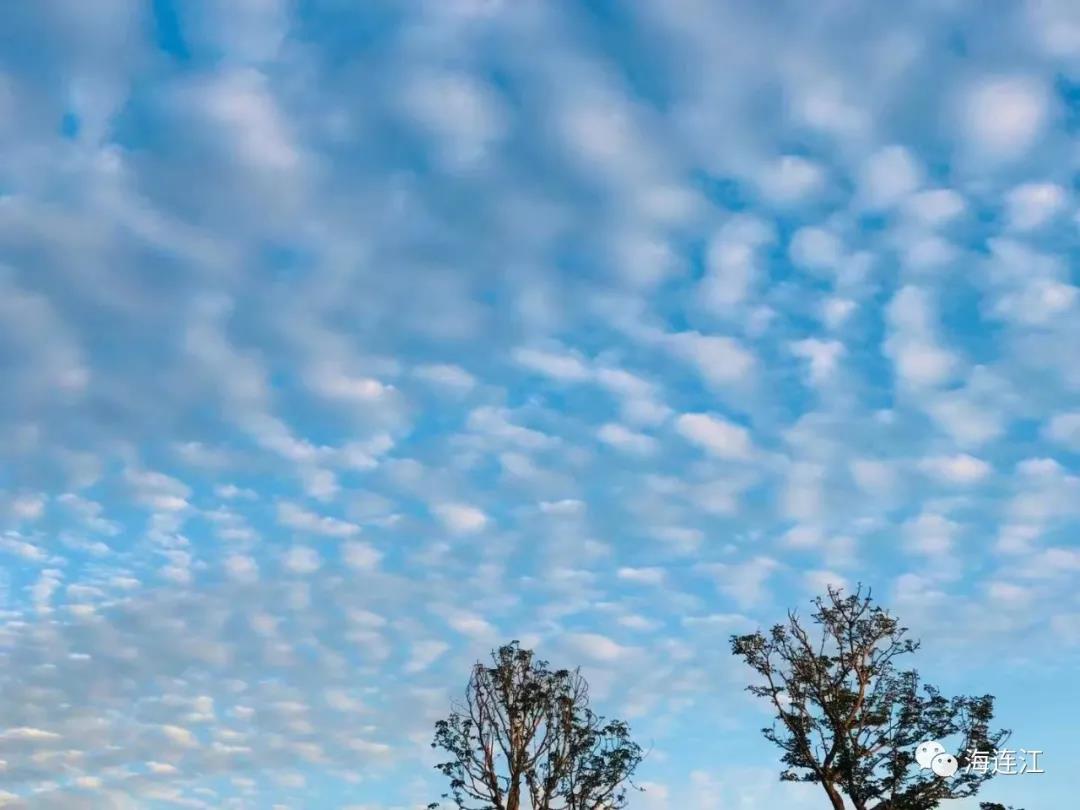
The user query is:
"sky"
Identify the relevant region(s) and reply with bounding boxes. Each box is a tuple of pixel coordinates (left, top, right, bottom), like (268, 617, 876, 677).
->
(0, 0, 1078, 807)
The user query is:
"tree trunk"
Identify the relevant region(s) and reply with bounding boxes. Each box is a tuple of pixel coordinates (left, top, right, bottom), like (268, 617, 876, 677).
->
(823, 782, 847, 810)
(506, 782, 520, 810)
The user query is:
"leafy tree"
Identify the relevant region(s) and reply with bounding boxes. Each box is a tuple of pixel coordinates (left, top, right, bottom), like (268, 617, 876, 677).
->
(731, 585, 1010, 810)
(978, 804, 1025, 810)
(429, 641, 643, 810)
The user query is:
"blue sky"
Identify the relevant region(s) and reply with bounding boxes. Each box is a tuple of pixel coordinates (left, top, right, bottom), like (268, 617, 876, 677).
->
(0, 0, 1078, 807)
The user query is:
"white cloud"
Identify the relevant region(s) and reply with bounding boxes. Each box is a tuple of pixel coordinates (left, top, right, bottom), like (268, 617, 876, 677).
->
(6, 493, 45, 521)
(637, 781, 671, 810)
(653, 526, 704, 554)
(594, 368, 670, 427)
(675, 413, 753, 459)
(1045, 412, 1080, 450)
(616, 566, 666, 586)
(795, 78, 869, 139)
(821, 297, 856, 330)
(1027, 0, 1080, 60)
(919, 454, 992, 485)
(899, 234, 957, 273)
(804, 570, 848, 594)
(687, 478, 746, 516)
(757, 155, 825, 204)
(782, 461, 825, 522)
(299, 466, 339, 502)
(597, 423, 657, 456)
(982, 240, 1077, 325)
(611, 231, 680, 289)
(593, 366, 653, 399)
(556, 86, 661, 186)
(126, 469, 192, 513)
(1016, 547, 1080, 579)
(214, 481, 257, 501)
(1017, 457, 1065, 477)
(884, 286, 958, 388)
(699, 557, 779, 608)
(538, 499, 586, 516)
(160, 724, 198, 749)
(282, 546, 322, 575)
(200, 68, 301, 172)
(782, 524, 823, 549)
(401, 70, 506, 168)
(857, 145, 922, 209)
(467, 406, 554, 449)
(412, 363, 476, 392)
(184, 298, 319, 465)
(1005, 182, 1067, 231)
(1005, 457, 1080, 525)
(432, 502, 489, 534)
(986, 581, 1031, 606)
(277, 502, 360, 537)
(563, 632, 630, 663)
(789, 227, 843, 273)
(620, 397, 672, 427)
(512, 346, 591, 381)
(0, 727, 61, 741)
(224, 554, 259, 583)
(194, 0, 290, 64)
(342, 541, 381, 571)
(927, 390, 1005, 447)
(996, 523, 1041, 555)
(790, 338, 844, 385)
(667, 332, 755, 387)
(405, 640, 449, 674)
(960, 76, 1049, 159)
(699, 215, 774, 311)
(305, 365, 392, 403)
(902, 188, 967, 226)
(0, 273, 90, 399)
(446, 612, 497, 640)
(904, 512, 958, 557)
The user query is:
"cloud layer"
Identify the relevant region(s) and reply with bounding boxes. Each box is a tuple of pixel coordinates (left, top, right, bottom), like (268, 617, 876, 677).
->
(0, 0, 1078, 807)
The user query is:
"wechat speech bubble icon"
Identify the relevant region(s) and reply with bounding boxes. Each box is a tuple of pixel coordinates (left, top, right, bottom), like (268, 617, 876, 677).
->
(916, 740, 946, 769)
(930, 752, 959, 778)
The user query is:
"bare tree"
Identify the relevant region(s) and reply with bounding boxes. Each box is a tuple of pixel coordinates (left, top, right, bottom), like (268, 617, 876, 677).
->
(429, 641, 643, 810)
(731, 585, 1009, 810)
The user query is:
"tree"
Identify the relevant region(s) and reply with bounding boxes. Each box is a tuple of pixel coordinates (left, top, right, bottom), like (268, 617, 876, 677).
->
(429, 641, 643, 810)
(731, 585, 1010, 810)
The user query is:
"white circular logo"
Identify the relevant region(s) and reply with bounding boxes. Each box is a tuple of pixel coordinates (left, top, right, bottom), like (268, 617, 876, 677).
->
(915, 740, 946, 769)
(930, 752, 959, 778)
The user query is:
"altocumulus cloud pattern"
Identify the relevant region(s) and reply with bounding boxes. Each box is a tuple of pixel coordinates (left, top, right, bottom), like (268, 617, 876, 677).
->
(0, 0, 1078, 807)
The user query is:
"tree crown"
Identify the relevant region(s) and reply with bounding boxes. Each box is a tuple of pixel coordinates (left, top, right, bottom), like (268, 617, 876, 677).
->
(731, 585, 1009, 810)
(430, 641, 643, 810)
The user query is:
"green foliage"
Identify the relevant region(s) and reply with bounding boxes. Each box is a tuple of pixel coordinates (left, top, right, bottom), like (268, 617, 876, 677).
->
(429, 641, 643, 810)
(731, 585, 1010, 810)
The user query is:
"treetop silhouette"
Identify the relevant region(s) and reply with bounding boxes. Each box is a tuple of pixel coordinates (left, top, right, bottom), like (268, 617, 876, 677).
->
(731, 585, 1010, 810)
(429, 641, 643, 810)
